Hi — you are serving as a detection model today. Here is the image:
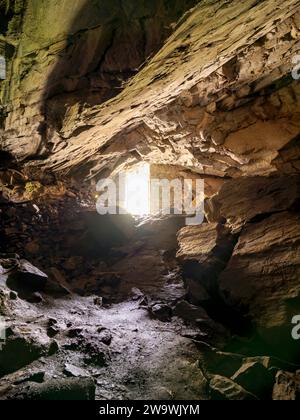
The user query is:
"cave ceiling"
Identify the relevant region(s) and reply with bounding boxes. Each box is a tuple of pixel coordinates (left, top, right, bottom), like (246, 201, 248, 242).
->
(0, 0, 300, 179)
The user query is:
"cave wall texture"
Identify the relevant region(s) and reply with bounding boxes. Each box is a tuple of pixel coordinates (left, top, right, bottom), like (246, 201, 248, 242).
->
(0, 0, 299, 179)
(0, 0, 300, 376)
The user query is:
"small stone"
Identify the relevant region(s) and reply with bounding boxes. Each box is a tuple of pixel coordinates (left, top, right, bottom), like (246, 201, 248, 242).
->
(94, 297, 103, 306)
(64, 364, 89, 378)
(47, 326, 59, 338)
(98, 329, 112, 346)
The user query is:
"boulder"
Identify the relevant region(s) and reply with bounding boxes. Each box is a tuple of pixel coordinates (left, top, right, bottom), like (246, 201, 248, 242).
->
(0, 328, 48, 377)
(206, 175, 300, 232)
(3, 256, 48, 297)
(209, 375, 258, 400)
(219, 212, 300, 361)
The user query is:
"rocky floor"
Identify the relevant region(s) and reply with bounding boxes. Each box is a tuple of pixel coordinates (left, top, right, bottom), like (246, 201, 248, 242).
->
(0, 171, 300, 400)
(1, 292, 211, 400)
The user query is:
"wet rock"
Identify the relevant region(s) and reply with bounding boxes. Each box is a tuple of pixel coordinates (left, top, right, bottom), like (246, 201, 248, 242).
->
(209, 375, 258, 401)
(11, 378, 96, 400)
(149, 303, 172, 322)
(272, 371, 300, 400)
(231, 361, 274, 399)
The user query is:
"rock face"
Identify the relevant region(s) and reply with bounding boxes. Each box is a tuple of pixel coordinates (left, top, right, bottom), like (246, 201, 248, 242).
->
(177, 223, 235, 302)
(0, 0, 299, 178)
(219, 212, 300, 359)
(206, 175, 300, 232)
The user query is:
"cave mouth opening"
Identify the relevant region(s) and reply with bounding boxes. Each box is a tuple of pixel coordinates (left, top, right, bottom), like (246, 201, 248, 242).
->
(124, 163, 151, 217)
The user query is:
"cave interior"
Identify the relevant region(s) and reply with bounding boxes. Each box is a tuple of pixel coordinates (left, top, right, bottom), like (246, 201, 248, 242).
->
(0, 0, 300, 401)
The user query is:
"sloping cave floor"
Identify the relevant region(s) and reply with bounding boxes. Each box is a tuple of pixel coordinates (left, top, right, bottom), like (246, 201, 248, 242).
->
(1, 182, 299, 400)
(0, 191, 223, 400)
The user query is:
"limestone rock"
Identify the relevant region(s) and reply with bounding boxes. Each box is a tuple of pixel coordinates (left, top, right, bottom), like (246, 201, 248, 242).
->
(1, 1, 299, 178)
(207, 175, 300, 232)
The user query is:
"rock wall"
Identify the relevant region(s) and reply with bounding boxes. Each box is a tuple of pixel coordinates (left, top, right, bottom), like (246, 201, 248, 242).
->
(0, 0, 198, 163)
(1, 0, 299, 179)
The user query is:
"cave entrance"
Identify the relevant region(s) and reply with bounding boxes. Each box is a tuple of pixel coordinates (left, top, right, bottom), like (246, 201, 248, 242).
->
(124, 163, 151, 216)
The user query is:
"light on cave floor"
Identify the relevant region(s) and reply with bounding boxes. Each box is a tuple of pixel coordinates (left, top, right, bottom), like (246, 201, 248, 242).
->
(125, 163, 151, 216)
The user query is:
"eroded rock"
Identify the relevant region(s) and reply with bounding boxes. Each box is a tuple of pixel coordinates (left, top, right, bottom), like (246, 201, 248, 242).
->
(177, 223, 235, 301)
(207, 175, 300, 232)
(219, 212, 300, 361)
